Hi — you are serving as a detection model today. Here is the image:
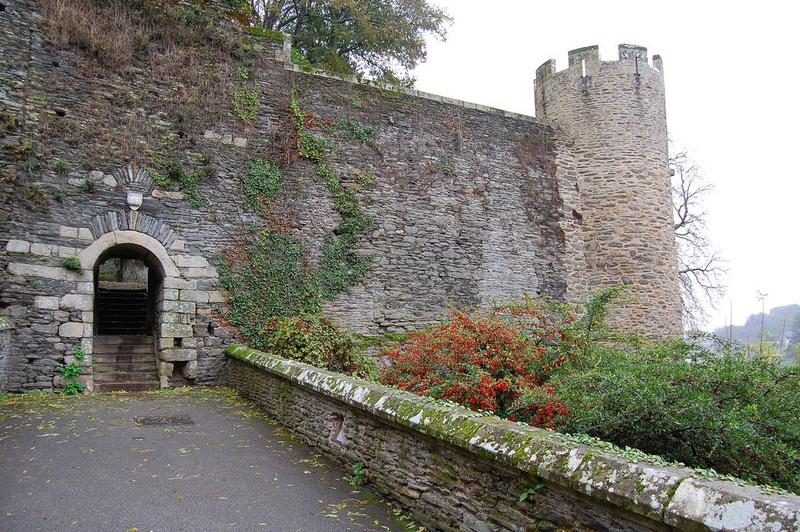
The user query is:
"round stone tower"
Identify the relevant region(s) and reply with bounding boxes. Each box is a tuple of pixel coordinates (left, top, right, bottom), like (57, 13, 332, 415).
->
(534, 44, 682, 338)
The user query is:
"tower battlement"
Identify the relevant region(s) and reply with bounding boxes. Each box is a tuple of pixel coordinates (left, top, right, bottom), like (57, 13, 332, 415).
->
(536, 43, 663, 85)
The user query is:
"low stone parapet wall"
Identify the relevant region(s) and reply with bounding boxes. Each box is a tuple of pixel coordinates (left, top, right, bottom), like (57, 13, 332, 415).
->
(226, 344, 800, 531)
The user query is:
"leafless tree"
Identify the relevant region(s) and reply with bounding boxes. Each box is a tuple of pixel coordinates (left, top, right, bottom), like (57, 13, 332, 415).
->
(670, 150, 726, 329)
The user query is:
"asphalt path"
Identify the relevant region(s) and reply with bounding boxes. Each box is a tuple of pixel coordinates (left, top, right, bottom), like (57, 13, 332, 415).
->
(0, 387, 414, 532)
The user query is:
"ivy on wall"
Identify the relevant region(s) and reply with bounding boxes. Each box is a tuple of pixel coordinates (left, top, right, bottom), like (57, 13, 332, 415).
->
(219, 94, 376, 356)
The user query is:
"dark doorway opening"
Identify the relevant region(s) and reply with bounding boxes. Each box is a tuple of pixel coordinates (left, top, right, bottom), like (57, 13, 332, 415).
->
(92, 244, 162, 392)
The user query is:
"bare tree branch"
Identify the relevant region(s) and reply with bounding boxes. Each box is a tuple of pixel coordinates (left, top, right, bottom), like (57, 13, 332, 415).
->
(670, 149, 726, 329)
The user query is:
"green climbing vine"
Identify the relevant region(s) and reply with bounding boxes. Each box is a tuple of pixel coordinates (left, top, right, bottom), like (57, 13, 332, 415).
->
(219, 94, 377, 375)
(240, 157, 282, 210)
(232, 67, 260, 124)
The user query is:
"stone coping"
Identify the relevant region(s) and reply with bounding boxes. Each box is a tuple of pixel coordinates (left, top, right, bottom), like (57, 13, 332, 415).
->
(227, 344, 800, 530)
(268, 36, 539, 123)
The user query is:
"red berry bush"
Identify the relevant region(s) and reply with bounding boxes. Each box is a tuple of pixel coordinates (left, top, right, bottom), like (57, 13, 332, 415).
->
(380, 298, 573, 427)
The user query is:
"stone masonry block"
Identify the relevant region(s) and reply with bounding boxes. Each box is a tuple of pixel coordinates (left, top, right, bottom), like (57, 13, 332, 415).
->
(30, 243, 53, 256)
(77, 228, 93, 240)
(59, 226, 78, 239)
(163, 289, 179, 300)
(182, 360, 198, 379)
(163, 277, 197, 290)
(58, 322, 85, 338)
(160, 323, 194, 338)
(162, 300, 195, 314)
(158, 362, 174, 377)
(179, 290, 209, 304)
(183, 266, 218, 279)
(34, 296, 60, 310)
(172, 255, 209, 268)
(162, 312, 192, 325)
(60, 294, 93, 311)
(76, 282, 94, 295)
(208, 291, 226, 303)
(159, 348, 197, 362)
(6, 240, 31, 253)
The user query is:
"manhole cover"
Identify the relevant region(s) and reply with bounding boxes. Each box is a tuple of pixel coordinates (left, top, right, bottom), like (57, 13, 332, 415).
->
(134, 415, 195, 426)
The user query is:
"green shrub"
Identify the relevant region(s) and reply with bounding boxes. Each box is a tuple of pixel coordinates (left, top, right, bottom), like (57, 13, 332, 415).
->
(545, 287, 800, 492)
(551, 337, 800, 492)
(260, 314, 375, 378)
(62, 256, 82, 271)
(290, 48, 313, 72)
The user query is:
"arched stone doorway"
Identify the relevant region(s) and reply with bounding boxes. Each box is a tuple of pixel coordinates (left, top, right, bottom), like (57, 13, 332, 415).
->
(79, 229, 199, 391)
(92, 243, 164, 391)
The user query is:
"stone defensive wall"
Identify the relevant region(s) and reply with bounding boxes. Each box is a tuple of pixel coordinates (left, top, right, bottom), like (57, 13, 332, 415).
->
(227, 344, 800, 531)
(0, 0, 586, 391)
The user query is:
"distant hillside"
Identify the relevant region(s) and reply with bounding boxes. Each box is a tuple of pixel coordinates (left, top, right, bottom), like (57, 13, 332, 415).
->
(714, 304, 800, 365)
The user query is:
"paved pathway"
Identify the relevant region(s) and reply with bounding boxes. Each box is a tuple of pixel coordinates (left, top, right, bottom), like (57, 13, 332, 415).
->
(0, 387, 414, 532)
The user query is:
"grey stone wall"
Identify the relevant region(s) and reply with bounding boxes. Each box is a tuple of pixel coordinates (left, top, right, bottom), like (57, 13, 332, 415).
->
(227, 345, 800, 531)
(0, 315, 13, 392)
(0, 1, 681, 391)
(0, 0, 586, 391)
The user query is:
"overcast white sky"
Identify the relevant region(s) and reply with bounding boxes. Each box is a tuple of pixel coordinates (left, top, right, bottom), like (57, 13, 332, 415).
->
(412, 0, 798, 331)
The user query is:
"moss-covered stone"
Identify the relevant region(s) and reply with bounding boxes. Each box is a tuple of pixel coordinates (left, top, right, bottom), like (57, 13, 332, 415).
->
(226, 343, 800, 530)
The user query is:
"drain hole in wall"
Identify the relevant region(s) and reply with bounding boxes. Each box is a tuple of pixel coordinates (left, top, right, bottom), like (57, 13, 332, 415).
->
(52, 60, 59, 67)
(328, 412, 345, 445)
(0, 4, 6, 12)
(54, 108, 66, 117)
(173, 337, 183, 348)
(208, 322, 215, 335)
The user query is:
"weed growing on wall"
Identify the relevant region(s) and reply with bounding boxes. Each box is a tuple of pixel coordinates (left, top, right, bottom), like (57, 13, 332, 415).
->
(323, 118, 375, 142)
(289, 96, 375, 298)
(62, 256, 81, 271)
(232, 67, 260, 124)
(59, 345, 86, 395)
(344, 462, 367, 486)
(218, 229, 320, 346)
(316, 173, 374, 299)
(241, 158, 283, 210)
(148, 135, 212, 207)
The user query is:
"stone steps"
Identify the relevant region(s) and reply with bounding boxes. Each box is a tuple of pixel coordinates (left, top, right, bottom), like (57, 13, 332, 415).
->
(92, 335, 158, 392)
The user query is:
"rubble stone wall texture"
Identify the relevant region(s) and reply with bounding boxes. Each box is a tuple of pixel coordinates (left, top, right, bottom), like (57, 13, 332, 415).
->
(227, 345, 800, 531)
(0, 0, 677, 391)
(535, 45, 682, 338)
(0, 315, 13, 391)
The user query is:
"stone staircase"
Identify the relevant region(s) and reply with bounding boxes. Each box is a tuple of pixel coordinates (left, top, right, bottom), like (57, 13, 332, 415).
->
(93, 335, 158, 392)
